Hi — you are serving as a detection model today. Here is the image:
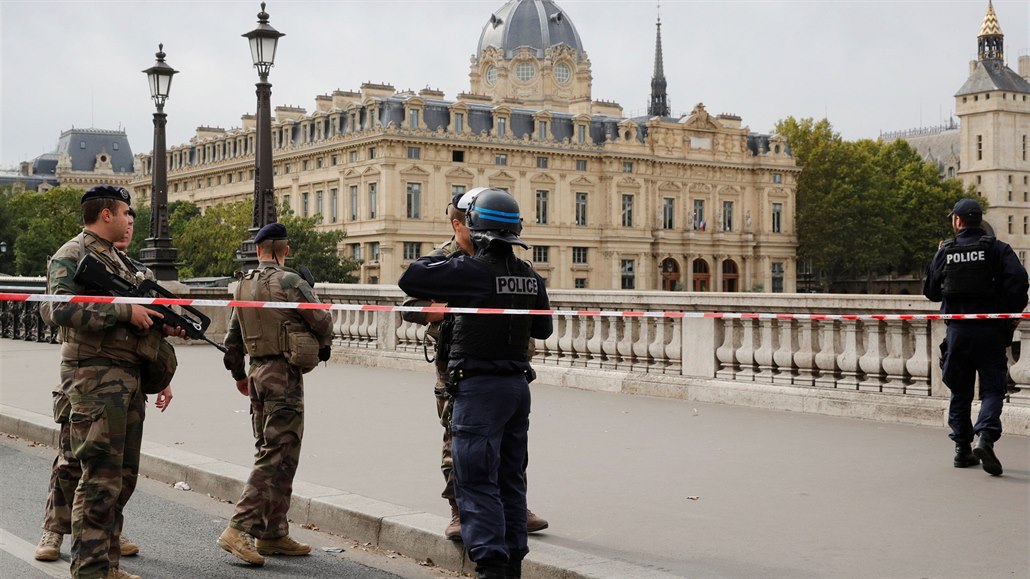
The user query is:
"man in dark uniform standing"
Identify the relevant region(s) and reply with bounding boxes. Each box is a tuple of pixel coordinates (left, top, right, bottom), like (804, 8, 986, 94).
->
(924, 198, 1028, 476)
(218, 223, 334, 566)
(399, 188, 552, 579)
(401, 189, 548, 541)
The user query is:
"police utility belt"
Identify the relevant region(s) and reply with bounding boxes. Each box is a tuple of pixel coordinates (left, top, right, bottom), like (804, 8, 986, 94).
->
(445, 366, 537, 396)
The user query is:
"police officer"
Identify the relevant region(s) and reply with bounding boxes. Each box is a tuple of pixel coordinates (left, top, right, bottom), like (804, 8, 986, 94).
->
(40, 184, 182, 579)
(399, 189, 553, 579)
(924, 198, 1028, 476)
(401, 189, 549, 541)
(34, 206, 173, 564)
(218, 222, 334, 566)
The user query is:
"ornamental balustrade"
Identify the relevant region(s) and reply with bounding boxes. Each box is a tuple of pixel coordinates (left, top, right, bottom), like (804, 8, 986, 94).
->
(3, 279, 1028, 410)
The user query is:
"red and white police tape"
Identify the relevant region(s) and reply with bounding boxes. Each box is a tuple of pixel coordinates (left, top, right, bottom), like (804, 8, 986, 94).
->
(1, 292, 1028, 322)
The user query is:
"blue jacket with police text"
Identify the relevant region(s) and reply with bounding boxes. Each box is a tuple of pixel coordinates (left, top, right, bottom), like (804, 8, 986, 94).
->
(923, 227, 1029, 315)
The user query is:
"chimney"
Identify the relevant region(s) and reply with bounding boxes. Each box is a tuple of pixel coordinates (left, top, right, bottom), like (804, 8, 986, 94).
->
(969, 59, 978, 75)
(1020, 55, 1030, 81)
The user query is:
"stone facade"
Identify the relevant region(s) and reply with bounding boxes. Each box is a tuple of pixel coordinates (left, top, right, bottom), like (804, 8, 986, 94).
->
(131, 0, 798, 291)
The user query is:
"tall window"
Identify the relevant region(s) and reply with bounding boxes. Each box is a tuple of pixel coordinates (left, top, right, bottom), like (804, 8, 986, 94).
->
(623, 161, 633, 173)
(315, 190, 323, 217)
(537, 121, 548, 140)
(282, 194, 290, 209)
(621, 259, 636, 289)
(575, 159, 588, 171)
(407, 147, 421, 159)
(977, 135, 983, 160)
(369, 147, 377, 159)
(302, 192, 310, 218)
(771, 262, 784, 293)
(572, 247, 588, 264)
(662, 198, 675, 230)
(575, 192, 588, 226)
(368, 183, 377, 219)
(533, 246, 549, 263)
(536, 190, 549, 225)
(403, 242, 421, 260)
(1023, 134, 1027, 161)
(330, 188, 338, 223)
(409, 109, 420, 129)
(772, 203, 782, 233)
(577, 125, 586, 144)
(495, 154, 507, 166)
(349, 186, 358, 220)
(722, 201, 734, 231)
(455, 113, 464, 134)
(350, 150, 358, 163)
(536, 156, 548, 169)
(621, 194, 634, 227)
(693, 199, 705, 231)
(406, 182, 422, 219)
(497, 117, 506, 137)
(773, 173, 782, 184)
(452, 184, 466, 201)
(1008, 215, 1013, 234)
(351, 243, 362, 260)
(370, 242, 380, 262)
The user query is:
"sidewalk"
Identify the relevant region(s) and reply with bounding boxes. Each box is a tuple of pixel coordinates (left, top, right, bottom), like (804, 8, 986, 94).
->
(2, 339, 1028, 578)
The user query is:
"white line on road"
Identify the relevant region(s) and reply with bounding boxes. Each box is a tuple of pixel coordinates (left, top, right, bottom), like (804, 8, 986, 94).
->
(0, 528, 69, 578)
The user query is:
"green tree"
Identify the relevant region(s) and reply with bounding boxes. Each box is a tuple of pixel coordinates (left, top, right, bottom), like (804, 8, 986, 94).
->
(3, 186, 83, 276)
(279, 207, 359, 283)
(126, 203, 151, 260)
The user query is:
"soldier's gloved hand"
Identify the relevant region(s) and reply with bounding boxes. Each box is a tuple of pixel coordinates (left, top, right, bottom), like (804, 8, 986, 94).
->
(235, 378, 249, 396)
(318, 346, 332, 362)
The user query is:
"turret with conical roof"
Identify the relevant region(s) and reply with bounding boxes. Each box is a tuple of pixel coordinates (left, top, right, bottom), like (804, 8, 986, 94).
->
(978, 0, 1003, 61)
(648, 9, 670, 118)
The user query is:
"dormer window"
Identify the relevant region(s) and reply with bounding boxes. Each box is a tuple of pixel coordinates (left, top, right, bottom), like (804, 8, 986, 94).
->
(409, 109, 420, 129)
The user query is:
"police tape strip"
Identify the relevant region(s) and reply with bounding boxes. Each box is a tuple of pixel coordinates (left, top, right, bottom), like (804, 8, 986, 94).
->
(1, 292, 1029, 322)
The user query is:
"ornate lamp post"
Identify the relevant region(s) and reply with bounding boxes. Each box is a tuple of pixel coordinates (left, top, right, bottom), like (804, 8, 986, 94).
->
(237, 2, 285, 270)
(0, 241, 8, 275)
(140, 44, 179, 280)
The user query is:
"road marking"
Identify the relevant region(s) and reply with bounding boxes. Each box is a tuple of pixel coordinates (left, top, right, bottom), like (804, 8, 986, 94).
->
(0, 529, 69, 578)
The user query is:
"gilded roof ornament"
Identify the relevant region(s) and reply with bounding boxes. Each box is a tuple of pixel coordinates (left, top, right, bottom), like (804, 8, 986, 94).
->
(979, 0, 1002, 37)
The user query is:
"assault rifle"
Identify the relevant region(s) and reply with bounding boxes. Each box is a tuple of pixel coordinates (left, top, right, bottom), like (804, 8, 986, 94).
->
(74, 253, 227, 353)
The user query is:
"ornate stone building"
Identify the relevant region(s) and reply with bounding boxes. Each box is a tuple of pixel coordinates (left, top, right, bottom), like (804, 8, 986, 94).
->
(888, 2, 1030, 262)
(132, 0, 799, 291)
(2, 128, 134, 192)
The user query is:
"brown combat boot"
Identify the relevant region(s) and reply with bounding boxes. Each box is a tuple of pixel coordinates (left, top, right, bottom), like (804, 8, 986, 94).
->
(217, 526, 265, 566)
(255, 535, 311, 556)
(119, 534, 140, 557)
(526, 509, 549, 533)
(34, 530, 62, 561)
(104, 567, 141, 579)
(445, 502, 462, 540)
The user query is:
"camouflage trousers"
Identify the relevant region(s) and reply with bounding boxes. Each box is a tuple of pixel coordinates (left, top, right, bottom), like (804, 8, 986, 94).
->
(230, 358, 304, 540)
(43, 386, 145, 537)
(435, 378, 455, 501)
(58, 362, 144, 579)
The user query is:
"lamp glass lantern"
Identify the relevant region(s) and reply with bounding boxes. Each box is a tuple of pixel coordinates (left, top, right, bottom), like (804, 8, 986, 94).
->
(243, 3, 285, 77)
(143, 44, 178, 106)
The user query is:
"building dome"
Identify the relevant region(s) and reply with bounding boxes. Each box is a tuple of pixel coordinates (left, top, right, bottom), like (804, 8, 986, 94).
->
(477, 0, 585, 61)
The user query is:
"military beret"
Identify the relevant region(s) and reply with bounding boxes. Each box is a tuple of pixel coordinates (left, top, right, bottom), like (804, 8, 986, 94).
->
(254, 222, 288, 244)
(81, 184, 131, 205)
(949, 198, 983, 218)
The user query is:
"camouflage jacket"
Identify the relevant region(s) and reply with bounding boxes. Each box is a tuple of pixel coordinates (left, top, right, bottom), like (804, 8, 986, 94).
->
(223, 262, 334, 380)
(40, 230, 160, 365)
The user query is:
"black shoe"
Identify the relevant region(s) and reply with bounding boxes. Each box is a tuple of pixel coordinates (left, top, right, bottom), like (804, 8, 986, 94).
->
(954, 443, 980, 468)
(476, 564, 506, 579)
(973, 434, 1003, 476)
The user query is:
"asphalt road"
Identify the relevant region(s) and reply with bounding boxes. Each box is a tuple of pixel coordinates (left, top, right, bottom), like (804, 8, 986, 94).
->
(3, 340, 1029, 578)
(0, 435, 455, 579)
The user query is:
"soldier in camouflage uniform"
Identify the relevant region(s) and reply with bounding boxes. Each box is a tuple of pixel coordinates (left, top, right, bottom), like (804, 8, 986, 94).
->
(401, 191, 548, 541)
(218, 223, 334, 567)
(35, 208, 173, 564)
(39, 185, 182, 579)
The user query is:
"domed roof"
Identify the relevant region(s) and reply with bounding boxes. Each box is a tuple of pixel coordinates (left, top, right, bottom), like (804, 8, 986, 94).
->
(477, 0, 585, 61)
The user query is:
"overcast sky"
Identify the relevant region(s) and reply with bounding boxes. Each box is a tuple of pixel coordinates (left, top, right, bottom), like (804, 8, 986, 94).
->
(1, 0, 1027, 169)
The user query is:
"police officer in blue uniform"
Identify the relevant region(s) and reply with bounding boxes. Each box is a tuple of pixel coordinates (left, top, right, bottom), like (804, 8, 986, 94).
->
(924, 198, 1028, 476)
(398, 188, 552, 579)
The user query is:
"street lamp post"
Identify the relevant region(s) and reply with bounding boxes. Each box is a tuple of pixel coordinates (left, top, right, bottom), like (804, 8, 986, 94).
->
(237, 2, 285, 270)
(140, 44, 180, 280)
(0, 241, 8, 275)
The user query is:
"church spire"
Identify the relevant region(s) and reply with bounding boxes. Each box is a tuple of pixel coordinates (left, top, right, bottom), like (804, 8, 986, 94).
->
(978, 0, 1004, 61)
(648, 3, 670, 118)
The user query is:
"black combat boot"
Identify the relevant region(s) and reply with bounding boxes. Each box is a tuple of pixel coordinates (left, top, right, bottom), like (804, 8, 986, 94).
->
(953, 443, 979, 468)
(505, 557, 523, 579)
(973, 433, 1003, 476)
(475, 560, 507, 579)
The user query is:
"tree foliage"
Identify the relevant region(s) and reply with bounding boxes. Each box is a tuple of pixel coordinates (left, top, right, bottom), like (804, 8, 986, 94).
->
(0, 186, 83, 276)
(776, 117, 971, 291)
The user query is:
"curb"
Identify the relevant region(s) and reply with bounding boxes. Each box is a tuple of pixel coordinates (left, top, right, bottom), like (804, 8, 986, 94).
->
(0, 404, 681, 579)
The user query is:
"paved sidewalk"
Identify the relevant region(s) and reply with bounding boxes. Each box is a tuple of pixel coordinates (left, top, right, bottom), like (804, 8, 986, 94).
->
(2, 340, 1028, 578)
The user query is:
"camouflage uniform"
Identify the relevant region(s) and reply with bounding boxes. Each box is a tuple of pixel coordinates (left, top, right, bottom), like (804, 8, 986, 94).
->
(43, 258, 155, 536)
(39, 230, 160, 579)
(223, 263, 333, 540)
(402, 240, 465, 501)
